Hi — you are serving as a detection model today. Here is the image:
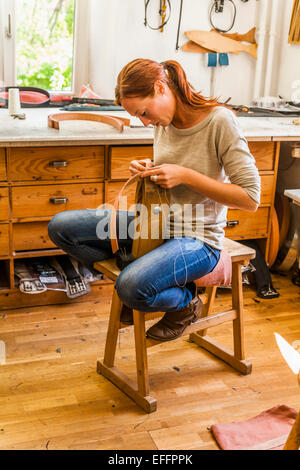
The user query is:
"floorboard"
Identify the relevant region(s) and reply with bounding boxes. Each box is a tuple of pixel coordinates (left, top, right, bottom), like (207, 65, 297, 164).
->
(0, 273, 299, 450)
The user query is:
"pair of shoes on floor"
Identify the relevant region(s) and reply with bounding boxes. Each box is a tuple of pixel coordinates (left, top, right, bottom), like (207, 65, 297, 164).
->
(120, 296, 202, 342)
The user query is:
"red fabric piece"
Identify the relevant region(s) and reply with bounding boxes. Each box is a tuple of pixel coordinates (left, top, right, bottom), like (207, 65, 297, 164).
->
(0, 90, 48, 103)
(194, 250, 232, 287)
(211, 404, 298, 450)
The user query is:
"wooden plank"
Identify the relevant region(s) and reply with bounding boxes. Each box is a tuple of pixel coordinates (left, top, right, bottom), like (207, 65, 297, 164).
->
(146, 309, 237, 349)
(97, 362, 157, 413)
(189, 334, 252, 375)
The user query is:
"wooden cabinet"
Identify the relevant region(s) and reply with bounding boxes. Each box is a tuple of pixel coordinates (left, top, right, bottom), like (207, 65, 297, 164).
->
(0, 140, 279, 309)
(108, 142, 279, 263)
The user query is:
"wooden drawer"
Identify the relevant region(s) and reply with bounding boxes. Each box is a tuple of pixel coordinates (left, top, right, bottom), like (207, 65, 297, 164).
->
(0, 187, 9, 221)
(260, 174, 274, 205)
(106, 181, 137, 209)
(110, 146, 153, 180)
(8, 146, 105, 181)
(13, 221, 56, 251)
(0, 224, 9, 256)
(248, 142, 275, 171)
(11, 183, 104, 218)
(0, 149, 6, 181)
(225, 207, 269, 240)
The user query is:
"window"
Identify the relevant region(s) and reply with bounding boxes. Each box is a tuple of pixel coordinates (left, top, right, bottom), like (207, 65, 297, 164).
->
(1, 0, 89, 93)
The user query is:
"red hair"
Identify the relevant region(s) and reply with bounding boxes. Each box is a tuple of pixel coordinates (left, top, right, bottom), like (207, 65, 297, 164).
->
(115, 58, 220, 110)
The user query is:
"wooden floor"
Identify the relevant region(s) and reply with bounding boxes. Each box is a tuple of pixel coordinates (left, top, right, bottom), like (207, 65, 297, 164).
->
(0, 273, 299, 450)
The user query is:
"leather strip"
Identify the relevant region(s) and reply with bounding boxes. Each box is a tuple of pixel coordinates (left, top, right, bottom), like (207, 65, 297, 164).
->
(110, 173, 141, 254)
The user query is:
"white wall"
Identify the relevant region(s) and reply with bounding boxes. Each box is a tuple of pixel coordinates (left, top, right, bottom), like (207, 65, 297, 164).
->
(276, 0, 300, 100)
(88, 0, 258, 105)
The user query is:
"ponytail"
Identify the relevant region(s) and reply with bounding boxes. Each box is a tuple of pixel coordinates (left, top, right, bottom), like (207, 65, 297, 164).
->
(115, 58, 220, 110)
(161, 60, 219, 109)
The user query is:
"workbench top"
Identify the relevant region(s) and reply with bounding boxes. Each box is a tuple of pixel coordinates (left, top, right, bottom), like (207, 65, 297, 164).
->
(1, 108, 300, 147)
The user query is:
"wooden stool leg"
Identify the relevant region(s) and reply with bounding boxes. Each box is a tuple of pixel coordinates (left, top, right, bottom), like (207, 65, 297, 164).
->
(199, 286, 217, 337)
(189, 261, 252, 375)
(103, 288, 122, 367)
(231, 261, 245, 361)
(97, 296, 157, 413)
(133, 309, 150, 397)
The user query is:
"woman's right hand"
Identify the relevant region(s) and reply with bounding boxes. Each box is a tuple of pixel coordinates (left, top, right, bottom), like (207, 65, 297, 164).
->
(129, 158, 153, 176)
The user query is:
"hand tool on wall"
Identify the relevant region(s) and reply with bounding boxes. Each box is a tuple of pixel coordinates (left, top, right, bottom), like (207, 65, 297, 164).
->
(209, 0, 237, 33)
(208, 52, 217, 97)
(289, 0, 300, 44)
(143, 0, 184, 50)
(144, 0, 171, 31)
(159, 0, 167, 32)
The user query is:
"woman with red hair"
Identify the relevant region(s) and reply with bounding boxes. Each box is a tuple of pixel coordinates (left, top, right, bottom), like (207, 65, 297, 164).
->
(49, 58, 260, 342)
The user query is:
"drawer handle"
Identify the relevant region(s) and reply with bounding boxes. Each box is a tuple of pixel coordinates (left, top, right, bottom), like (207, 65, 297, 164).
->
(227, 220, 239, 227)
(49, 160, 69, 168)
(49, 197, 69, 204)
(82, 188, 97, 195)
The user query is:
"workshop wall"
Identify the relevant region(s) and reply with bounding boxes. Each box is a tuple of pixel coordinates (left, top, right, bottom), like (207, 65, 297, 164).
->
(88, 0, 257, 105)
(276, 0, 300, 101)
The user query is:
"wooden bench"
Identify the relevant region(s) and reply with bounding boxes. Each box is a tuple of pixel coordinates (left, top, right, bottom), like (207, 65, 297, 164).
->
(94, 238, 256, 413)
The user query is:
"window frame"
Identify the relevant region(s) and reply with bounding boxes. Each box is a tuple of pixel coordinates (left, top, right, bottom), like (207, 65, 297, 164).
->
(2, 0, 89, 94)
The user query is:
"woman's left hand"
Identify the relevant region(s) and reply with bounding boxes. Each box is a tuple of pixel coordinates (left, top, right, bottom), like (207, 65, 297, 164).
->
(141, 164, 186, 189)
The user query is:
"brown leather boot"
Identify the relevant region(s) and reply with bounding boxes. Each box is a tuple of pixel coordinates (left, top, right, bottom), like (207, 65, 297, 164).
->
(120, 304, 133, 325)
(146, 296, 202, 342)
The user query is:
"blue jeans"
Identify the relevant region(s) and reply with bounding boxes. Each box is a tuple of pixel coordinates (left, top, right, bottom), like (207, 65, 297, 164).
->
(48, 209, 220, 313)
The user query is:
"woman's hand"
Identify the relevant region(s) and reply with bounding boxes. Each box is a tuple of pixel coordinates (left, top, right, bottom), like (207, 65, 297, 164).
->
(141, 164, 186, 189)
(129, 158, 153, 176)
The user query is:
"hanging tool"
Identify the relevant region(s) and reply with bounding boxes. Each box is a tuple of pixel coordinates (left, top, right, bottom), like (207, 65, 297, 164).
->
(208, 53, 218, 98)
(144, 0, 171, 30)
(175, 0, 184, 50)
(210, 0, 237, 33)
(160, 0, 167, 32)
